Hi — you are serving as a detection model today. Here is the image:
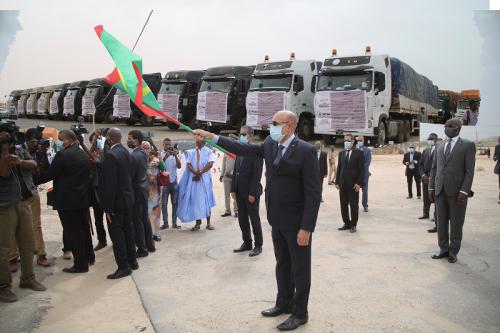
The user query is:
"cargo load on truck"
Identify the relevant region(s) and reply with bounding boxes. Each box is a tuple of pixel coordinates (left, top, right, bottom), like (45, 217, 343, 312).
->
(63, 81, 89, 120)
(37, 86, 56, 117)
(26, 87, 43, 118)
(48, 83, 70, 119)
(82, 78, 116, 123)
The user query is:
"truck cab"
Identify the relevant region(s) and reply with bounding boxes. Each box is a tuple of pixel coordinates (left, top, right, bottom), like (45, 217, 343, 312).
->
(196, 66, 254, 132)
(6, 90, 22, 118)
(26, 88, 44, 118)
(247, 55, 320, 140)
(63, 81, 89, 121)
(48, 83, 70, 119)
(17, 89, 31, 118)
(158, 70, 205, 129)
(37, 86, 55, 118)
(456, 89, 480, 122)
(82, 78, 116, 123)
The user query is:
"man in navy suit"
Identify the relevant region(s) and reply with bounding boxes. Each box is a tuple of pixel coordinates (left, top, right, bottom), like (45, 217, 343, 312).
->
(231, 125, 264, 257)
(194, 110, 321, 331)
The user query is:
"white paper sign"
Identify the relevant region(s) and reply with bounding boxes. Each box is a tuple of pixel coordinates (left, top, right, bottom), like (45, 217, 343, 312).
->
(26, 95, 35, 114)
(18, 96, 26, 115)
(49, 92, 60, 115)
(113, 94, 131, 118)
(37, 94, 47, 114)
(314, 90, 367, 131)
(82, 95, 96, 116)
(196, 91, 228, 124)
(245, 91, 285, 126)
(158, 93, 180, 120)
(63, 95, 76, 115)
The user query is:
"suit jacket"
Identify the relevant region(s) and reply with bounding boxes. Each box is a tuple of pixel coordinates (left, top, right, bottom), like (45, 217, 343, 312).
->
(231, 154, 263, 198)
(130, 147, 148, 203)
(318, 151, 328, 179)
(220, 155, 236, 180)
(335, 149, 365, 188)
(360, 147, 372, 180)
(99, 144, 135, 214)
(429, 137, 476, 197)
(217, 135, 321, 232)
(403, 151, 422, 176)
(38, 144, 90, 210)
(419, 146, 435, 177)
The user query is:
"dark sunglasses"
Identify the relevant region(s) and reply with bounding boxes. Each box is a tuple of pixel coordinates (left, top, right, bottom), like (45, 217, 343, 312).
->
(272, 121, 288, 126)
(239, 133, 247, 136)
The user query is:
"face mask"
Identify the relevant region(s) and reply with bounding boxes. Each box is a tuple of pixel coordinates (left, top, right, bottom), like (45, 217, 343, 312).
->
(344, 141, 352, 150)
(239, 135, 248, 143)
(445, 126, 460, 139)
(427, 140, 435, 147)
(315, 145, 321, 151)
(55, 141, 64, 151)
(96, 138, 105, 150)
(270, 124, 283, 142)
(409, 148, 415, 153)
(356, 141, 364, 149)
(127, 140, 135, 149)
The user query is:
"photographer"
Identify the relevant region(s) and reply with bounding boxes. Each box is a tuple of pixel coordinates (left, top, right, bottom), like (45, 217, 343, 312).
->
(37, 129, 94, 274)
(0, 128, 46, 303)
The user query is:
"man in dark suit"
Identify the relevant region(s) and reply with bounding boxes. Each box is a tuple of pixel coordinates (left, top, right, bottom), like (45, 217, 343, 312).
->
(127, 130, 155, 257)
(419, 133, 438, 232)
(315, 141, 328, 202)
(429, 119, 475, 263)
(194, 110, 321, 331)
(403, 144, 422, 199)
(335, 134, 365, 233)
(231, 126, 264, 257)
(38, 130, 94, 273)
(100, 128, 138, 279)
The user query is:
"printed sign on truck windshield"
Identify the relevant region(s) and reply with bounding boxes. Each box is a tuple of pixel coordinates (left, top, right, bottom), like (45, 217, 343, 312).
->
(49, 92, 60, 115)
(112, 94, 131, 118)
(82, 95, 96, 116)
(26, 95, 35, 114)
(38, 94, 47, 114)
(63, 94, 76, 115)
(246, 91, 285, 126)
(314, 90, 367, 131)
(18, 96, 26, 115)
(158, 93, 180, 121)
(196, 91, 228, 124)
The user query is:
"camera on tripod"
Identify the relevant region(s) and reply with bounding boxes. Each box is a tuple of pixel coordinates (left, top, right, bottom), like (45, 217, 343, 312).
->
(70, 116, 89, 137)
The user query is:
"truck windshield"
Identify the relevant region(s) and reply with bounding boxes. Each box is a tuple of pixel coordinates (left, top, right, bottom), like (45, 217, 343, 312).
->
(85, 87, 100, 96)
(457, 100, 471, 109)
(199, 79, 233, 93)
(249, 75, 292, 91)
(160, 82, 185, 95)
(116, 89, 127, 95)
(67, 89, 79, 96)
(317, 72, 372, 92)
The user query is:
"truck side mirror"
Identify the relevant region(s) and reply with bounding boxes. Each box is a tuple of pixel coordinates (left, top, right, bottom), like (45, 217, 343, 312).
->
(311, 75, 318, 93)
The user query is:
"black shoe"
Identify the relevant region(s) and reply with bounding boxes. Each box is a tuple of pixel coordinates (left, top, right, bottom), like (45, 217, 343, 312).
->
(277, 315, 308, 331)
(448, 256, 457, 263)
(160, 224, 169, 230)
(63, 266, 89, 274)
(338, 224, 350, 231)
(418, 215, 430, 220)
(427, 227, 437, 233)
(363, 207, 369, 212)
(221, 212, 231, 217)
(233, 243, 252, 253)
(234, 212, 238, 218)
(407, 195, 413, 199)
(261, 306, 293, 317)
(173, 224, 181, 229)
(107, 268, 132, 279)
(431, 251, 449, 259)
(350, 226, 357, 233)
(130, 261, 139, 270)
(93, 242, 107, 251)
(148, 247, 156, 253)
(136, 250, 149, 258)
(417, 196, 421, 200)
(153, 235, 161, 242)
(249, 247, 262, 257)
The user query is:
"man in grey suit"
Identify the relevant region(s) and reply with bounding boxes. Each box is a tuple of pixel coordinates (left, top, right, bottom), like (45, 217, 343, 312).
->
(419, 133, 438, 232)
(429, 119, 476, 263)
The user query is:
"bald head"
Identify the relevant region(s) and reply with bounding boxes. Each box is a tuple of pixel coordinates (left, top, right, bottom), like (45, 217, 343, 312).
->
(271, 110, 297, 143)
(106, 128, 122, 145)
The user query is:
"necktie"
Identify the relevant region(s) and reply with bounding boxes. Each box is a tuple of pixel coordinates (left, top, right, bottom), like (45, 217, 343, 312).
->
(273, 145, 285, 167)
(444, 139, 452, 159)
(196, 148, 200, 170)
(345, 150, 350, 164)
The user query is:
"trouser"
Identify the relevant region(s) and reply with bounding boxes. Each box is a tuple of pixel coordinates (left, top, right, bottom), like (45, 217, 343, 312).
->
(132, 201, 155, 252)
(223, 178, 237, 214)
(436, 193, 467, 256)
(92, 203, 107, 245)
(236, 192, 263, 247)
(319, 177, 324, 199)
(407, 170, 421, 197)
(0, 199, 35, 289)
(339, 185, 359, 226)
(422, 181, 436, 221)
(272, 227, 311, 319)
(108, 209, 136, 270)
(58, 209, 94, 270)
(161, 181, 178, 226)
(327, 163, 335, 183)
(362, 176, 369, 209)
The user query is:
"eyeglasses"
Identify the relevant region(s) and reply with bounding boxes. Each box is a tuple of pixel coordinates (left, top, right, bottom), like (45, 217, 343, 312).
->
(239, 133, 247, 136)
(272, 121, 288, 126)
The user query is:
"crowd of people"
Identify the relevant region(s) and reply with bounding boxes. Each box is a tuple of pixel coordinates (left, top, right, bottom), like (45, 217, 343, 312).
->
(0, 111, 495, 331)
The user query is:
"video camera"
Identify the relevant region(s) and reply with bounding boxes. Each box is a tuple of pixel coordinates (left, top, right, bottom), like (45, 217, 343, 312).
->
(0, 120, 25, 146)
(70, 117, 89, 137)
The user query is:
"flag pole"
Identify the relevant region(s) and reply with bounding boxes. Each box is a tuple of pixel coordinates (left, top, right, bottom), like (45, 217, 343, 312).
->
(132, 10, 154, 52)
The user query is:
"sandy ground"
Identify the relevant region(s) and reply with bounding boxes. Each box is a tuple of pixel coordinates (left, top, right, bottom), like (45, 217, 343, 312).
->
(0, 118, 499, 333)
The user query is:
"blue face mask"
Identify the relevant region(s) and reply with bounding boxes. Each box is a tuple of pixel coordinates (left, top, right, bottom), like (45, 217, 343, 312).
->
(356, 141, 364, 149)
(96, 138, 105, 150)
(409, 148, 415, 153)
(239, 135, 248, 143)
(269, 124, 283, 142)
(55, 141, 64, 151)
(344, 141, 352, 150)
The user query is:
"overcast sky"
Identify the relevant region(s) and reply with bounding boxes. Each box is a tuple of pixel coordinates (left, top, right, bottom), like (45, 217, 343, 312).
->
(0, 0, 489, 101)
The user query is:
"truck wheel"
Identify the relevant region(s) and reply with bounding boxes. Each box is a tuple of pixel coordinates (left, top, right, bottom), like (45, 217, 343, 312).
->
(167, 121, 179, 130)
(403, 120, 411, 141)
(322, 134, 336, 146)
(298, 117, 314, 141)
(104, 111, 115, 124)
(141, 115, 154, 126)
(125, 119, 136, 126)
(377, 121, 387, 146)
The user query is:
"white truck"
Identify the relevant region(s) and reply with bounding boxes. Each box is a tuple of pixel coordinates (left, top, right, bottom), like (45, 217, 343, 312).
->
(246, 54, 321, 140)
(314, 47, 439, 145)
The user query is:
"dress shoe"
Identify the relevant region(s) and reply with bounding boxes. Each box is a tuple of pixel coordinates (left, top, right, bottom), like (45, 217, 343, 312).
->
(0, 288, 17, 303)
(37, 255, 51, 267)
(431, 252, 449, 259)
(136, 250, 149, 258)
(338, 224, 350, 231)
(107, 268, 132, 279)
(249, 247, 262, 257)
(277, 314, 308, 331)
(427, 227, 437, 233)
(448, 256, 457, 263)
(407, 195, 413, 199)
(148, 247, 156, 253)
(234, 212, 238, 218)
(130, 261, 139, 270)
(350, 226, 357, 233)
(173, 224, 181, 229)
(93, 242, 107, 252)
(153, 235, 162, 242)
(261, 306, 293, 317)
(417, 196, 422, 199)
(206, 225, 215, 230)
(418, 215, 429, 220)
(221, 212, 231, 217)
(233, 243, 252, 253)
(363, 207, 369, 212)
(19, 280, 46, 291)
(63, 266, 89, 273)
(160, 224, 169, 230)
(62, 251, 72, 260)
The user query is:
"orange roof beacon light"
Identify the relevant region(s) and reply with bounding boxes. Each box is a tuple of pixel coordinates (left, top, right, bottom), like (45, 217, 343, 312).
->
(290, 52, 296, 60)
(332, 48, 337, 57)
(365, 45, 371, 55)
(264, 54, 269, 62)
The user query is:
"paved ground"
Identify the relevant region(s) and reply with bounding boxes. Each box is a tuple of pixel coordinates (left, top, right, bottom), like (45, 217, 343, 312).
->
(0, 119, 499, 333)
